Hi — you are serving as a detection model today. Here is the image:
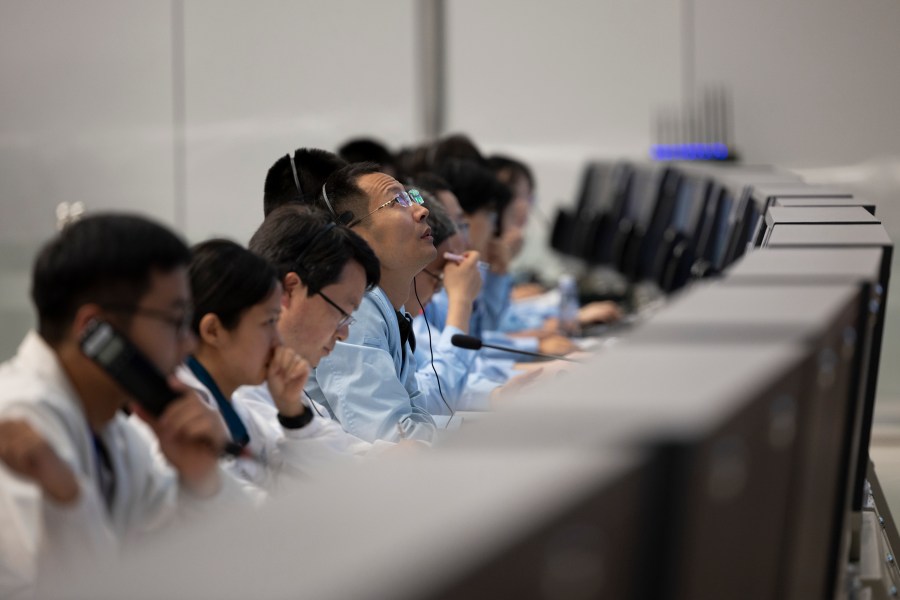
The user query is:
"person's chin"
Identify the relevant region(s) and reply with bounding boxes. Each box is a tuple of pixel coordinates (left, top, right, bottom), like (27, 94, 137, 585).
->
(421, 244, 438, 262)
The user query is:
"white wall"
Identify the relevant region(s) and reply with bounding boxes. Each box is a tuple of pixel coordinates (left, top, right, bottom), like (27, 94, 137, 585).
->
(693, 0, 900, 168)
(181, 0, 420, 245)
(2, 1, 900, 356)
(0, 0, 177, 357)
(0, 1, 177, 242)
(445, 0, 684, 276)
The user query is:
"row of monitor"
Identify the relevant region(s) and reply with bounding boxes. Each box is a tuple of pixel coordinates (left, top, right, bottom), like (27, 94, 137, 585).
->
(550, 161, 876, 297)
(55, 168, 895, 600)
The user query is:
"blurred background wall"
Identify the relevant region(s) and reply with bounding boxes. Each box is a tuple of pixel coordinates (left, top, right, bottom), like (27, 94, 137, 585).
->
(1, 0, 899, 399)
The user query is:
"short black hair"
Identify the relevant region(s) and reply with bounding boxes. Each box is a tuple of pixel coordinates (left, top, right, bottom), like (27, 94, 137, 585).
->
(416, 187, 456, 248)
(394, 134, 485, 180)
(248, 205, 380, 296)
(431, 133, 486, 168)
(188, 239, 278, 334)
(31, 213, 191, 345)
(338, 138, 396, 172)
(263, 148, 347, 217)
(488, 154, 535, 193)
(409, 172, 452, 196)
(437, 159, 512, 218)
(318, 162, 381, 225)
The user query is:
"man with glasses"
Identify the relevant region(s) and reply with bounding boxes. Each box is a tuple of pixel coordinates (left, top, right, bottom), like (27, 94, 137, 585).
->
(304, 162, 439, 443)
(0, 214, 241, 597)
(240, 204, 393, 464)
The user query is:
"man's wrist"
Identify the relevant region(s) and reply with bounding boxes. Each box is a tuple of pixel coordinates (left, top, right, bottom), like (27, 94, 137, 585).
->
(278, 406, 314, 429)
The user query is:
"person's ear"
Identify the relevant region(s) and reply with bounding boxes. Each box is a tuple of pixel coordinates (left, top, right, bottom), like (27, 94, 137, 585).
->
(197, 313, 225, 347)
(70, 303, 104, 340)
(282, 273, 309, 308)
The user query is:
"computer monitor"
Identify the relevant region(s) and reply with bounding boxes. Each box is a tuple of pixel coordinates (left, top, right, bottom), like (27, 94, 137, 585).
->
(576, 162, 634, 264)
(692, 184, 734, 275)
(763, 223, 893, 517)
(750, 183, 854, 214)
(624, 281, 869, 598)
(775, 196, 876, 215)
(652, 172, 714, 292)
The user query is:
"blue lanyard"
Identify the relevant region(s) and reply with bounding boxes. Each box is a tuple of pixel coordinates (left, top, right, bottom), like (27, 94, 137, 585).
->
(185, 356, 250, 448)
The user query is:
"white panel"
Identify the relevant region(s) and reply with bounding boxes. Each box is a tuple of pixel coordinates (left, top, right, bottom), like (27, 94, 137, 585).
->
(182, 0, 420, 244)
(445, 0, 683, 275)
(0, 0, 176, 240)
(693, 0, 900, 167)
(0, 0, 175, 358)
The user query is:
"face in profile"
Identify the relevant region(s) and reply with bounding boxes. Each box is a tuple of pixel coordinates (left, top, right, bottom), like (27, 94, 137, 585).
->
(212, 283, 283, 388)
(278, 260, 367, 368)
(463, 208, 497, 256)
(353, 173, 437, 273)
(121, 267, 196, 378)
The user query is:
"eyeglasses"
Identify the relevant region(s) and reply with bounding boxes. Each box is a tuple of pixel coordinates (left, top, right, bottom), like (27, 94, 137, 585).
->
(348, 188, 424, 228)
(317, 291, 356, 329)
(102, 304, 193, 338)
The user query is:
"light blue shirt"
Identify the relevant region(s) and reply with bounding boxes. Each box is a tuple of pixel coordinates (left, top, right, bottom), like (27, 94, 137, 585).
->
(306, 287, 436, 444)
(412, 318, 513, 414)
(499, 291, 561, 332)
(425, 269, 541, 361)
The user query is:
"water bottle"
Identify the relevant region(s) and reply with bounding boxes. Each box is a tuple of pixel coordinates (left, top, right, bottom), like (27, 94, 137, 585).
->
(558, 274, 580, 336)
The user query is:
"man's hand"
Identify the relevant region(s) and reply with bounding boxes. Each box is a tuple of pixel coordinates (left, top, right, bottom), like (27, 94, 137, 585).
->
(486, 237, 513, 275)
(538, 334, 578, 356)
(132, 378, 226, 498)
(443, 251, 482, 306)
(490, 368, 544, 404)
(578, 301, 623, 325)
(267, 346, 310, 418)
(501, 226, 525, 261)
(0, 419, 79, 504)
(511, 282, 546, 301)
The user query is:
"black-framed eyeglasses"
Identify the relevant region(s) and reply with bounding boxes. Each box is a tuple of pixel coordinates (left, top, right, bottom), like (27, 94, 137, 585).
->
(101, 304, 193, 338)
(348, 189, 424, 228)
(317, 291, 356, 329)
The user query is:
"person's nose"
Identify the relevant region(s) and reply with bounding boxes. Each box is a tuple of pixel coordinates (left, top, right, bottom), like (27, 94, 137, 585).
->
(413, 203, 429, 221)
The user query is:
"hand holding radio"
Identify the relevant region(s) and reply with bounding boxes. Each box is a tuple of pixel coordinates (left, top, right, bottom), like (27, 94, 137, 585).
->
(266, 346, 310, 418)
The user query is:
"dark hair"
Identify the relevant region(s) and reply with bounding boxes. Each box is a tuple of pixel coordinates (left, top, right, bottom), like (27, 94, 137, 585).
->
(431, 134, 486, 168)
(188, 239, 278, 334)
(394, 134, 485, 179)
(338, 138, 396, 173)
(31, 213, 191, 345)
(248, 205, 380, 295)
(318, 162, 381, 225)
(394, 145, 432, 180)
(416, 187, 456, 248)
(263, 148, 347, 217)
(487, 154, 535, 193)
(409, 172, 452, 196)
(437, 159, 512, 218)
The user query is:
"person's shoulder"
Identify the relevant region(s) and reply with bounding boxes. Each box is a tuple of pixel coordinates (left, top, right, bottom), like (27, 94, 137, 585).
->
(0, 332, 75, 411)
(345, 289, 393, 345)
(361, 288, 392, 315)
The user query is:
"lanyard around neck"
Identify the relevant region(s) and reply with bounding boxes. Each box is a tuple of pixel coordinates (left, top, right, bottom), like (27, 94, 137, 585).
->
(185, 356, 250, 448)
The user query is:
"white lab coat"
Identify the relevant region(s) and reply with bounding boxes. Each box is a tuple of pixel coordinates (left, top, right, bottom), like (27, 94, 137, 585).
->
(178, 365, 391, 487)
(0, 332, 244, 599)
